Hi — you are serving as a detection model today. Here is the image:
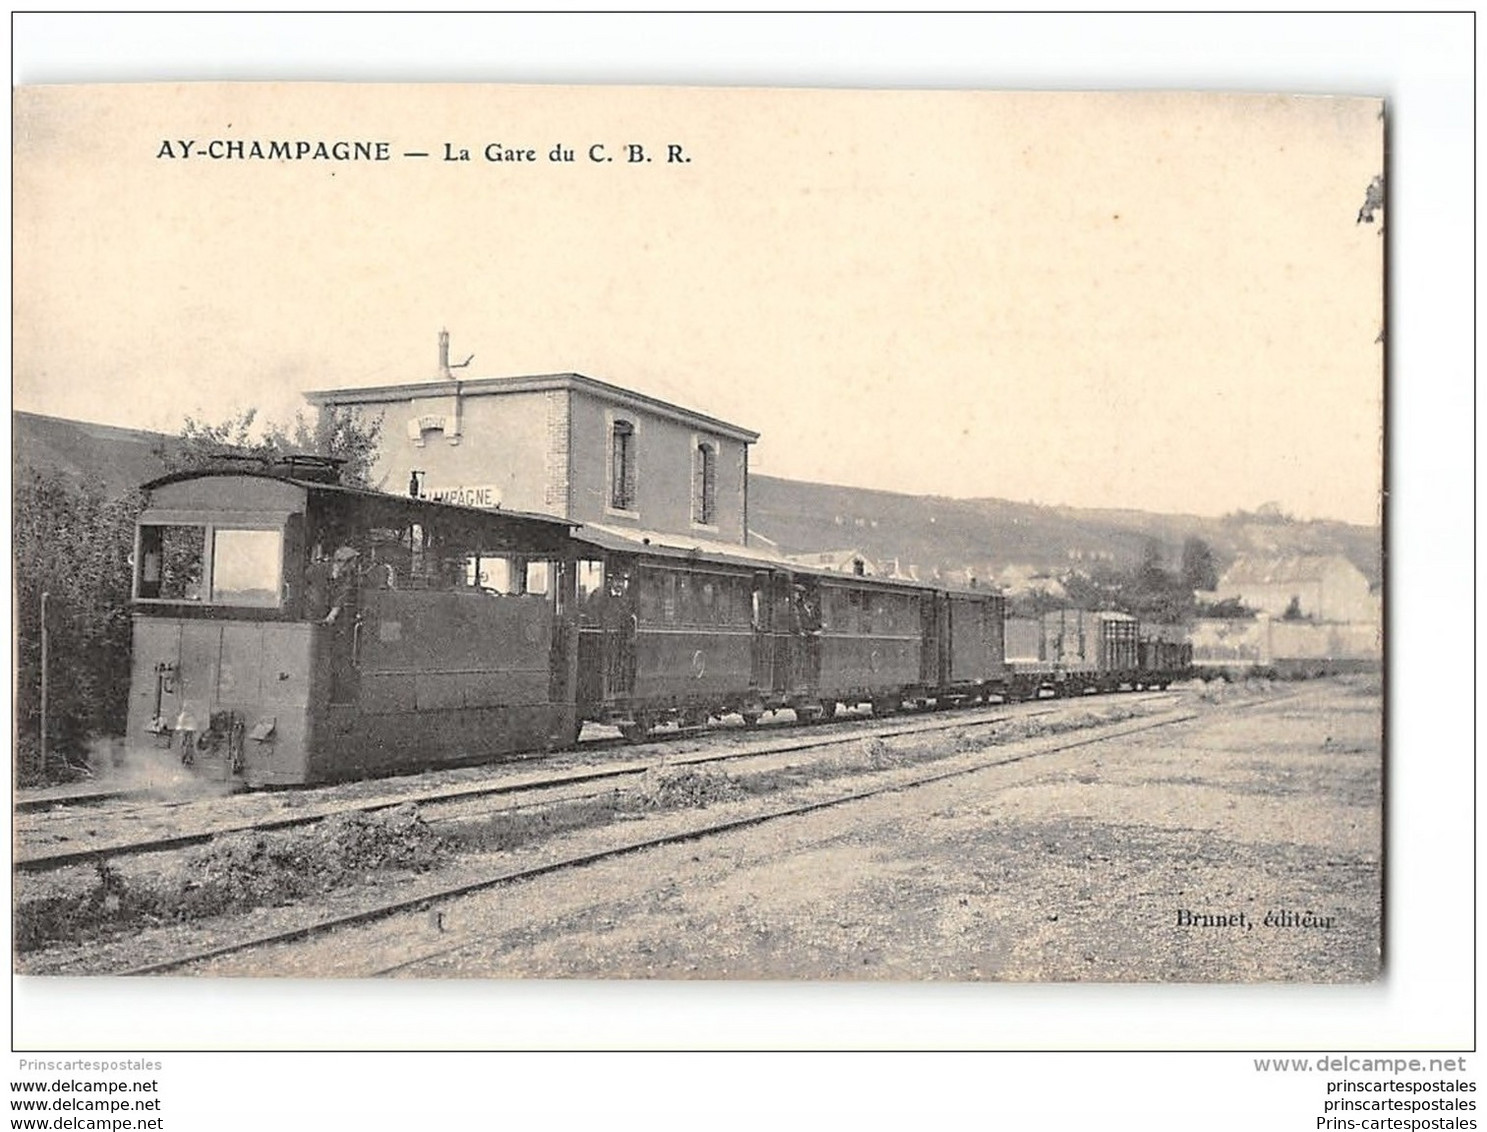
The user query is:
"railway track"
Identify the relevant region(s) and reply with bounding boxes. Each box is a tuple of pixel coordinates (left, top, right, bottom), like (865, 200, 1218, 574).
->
(18, 694, 1180, 874)
(8, 698, 1018, 816)
(118, 705, 1201, 977)
(15, 786, 140, 813)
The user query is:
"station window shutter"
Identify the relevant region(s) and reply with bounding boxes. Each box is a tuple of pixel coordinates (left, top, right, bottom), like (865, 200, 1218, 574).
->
(694, 441, 717, 525)
(611, 420, 636, 511)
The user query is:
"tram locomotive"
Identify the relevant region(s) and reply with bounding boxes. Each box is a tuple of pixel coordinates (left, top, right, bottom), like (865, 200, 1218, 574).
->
(127, 462, 1190, 787)
(127, 461, 579, 786)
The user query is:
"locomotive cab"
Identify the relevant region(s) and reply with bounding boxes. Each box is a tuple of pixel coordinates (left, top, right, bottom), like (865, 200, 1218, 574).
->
(127, 469, 577, 786)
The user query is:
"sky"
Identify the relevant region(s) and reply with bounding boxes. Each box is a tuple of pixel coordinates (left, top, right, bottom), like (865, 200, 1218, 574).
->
(15, 57, 1383, 528)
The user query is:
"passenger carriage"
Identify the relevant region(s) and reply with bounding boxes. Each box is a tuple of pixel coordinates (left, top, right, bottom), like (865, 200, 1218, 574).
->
(569, 525, 1009, 738)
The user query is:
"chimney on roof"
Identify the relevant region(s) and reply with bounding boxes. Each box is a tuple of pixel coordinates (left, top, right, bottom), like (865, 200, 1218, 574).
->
(438, 328, 452, 380)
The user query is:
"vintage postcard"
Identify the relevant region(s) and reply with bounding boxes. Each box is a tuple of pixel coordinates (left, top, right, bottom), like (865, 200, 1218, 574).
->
(13, 83, 1383, 985)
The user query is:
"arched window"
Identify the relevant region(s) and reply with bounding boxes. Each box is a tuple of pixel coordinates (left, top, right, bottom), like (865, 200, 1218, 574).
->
(693, 440, 717, 526)
(610, 419, 636, 511)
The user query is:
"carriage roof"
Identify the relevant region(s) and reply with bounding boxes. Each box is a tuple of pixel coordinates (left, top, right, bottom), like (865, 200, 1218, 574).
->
(139, 469, 575, 550)
(573, 522, 1002, 601)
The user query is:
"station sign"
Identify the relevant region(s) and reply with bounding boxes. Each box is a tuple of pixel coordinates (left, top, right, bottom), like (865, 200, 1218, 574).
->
(425, 483, 502, 509)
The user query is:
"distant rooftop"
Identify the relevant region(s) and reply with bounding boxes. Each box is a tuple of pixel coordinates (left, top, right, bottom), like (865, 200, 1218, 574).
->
(1219, 554, 1360, 586)
(304, 371, 759, 445)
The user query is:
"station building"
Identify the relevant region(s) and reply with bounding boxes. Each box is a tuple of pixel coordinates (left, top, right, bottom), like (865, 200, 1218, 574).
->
(305, 333, 760, 547)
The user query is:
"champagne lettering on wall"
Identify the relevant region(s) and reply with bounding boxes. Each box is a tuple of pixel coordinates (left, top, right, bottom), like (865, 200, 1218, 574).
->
(424, 484, 501, 508)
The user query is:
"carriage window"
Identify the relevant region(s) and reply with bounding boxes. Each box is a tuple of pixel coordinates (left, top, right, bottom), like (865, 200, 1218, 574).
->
(662, 572, 678, 623)
(638, 571, 663, 623)
(525, 560, 550, 597)
(137, 524, 206, 601)
(720, 576, 743, 625)
(577, 559, 605, 601)
(819, 589, 838, 631)
(211, 528, 283, 606)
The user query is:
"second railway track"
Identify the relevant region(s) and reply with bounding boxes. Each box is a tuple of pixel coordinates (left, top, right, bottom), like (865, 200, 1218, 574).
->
(16, 692, 1178, 875)
(118, 704, 1202, 977)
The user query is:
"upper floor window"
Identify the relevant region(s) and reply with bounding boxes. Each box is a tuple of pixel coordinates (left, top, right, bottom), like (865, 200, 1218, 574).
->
(693, 440, 718, 526)
(610, 419, 637, 512)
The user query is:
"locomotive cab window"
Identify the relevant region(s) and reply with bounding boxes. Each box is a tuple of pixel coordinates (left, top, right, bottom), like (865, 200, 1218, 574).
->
(454, 554, 554, 598)
(136, 523, 282, 607)
(468, 555, 519, 594)
(210, 528, 283, 607)
(137, 524, 206, 601)
(524, 560, 551, 597)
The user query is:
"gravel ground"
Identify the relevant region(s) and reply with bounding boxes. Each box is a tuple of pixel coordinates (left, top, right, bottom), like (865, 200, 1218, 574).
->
(16, 699, 1164, 974)
(50, 677, 1379, 983)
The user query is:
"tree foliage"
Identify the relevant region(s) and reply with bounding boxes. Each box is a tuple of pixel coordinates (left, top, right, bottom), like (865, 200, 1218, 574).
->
(1004, 588, 1074, 620)
(14, 470, 141, 783)
(1180, 536, 1218, 592)
(161, 406, 384, 488)
(1195, 596, 1256, 620)
(1049, 537, 1212, 625)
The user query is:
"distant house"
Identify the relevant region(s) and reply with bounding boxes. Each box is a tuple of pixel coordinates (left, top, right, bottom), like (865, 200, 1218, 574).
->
(785, 548, 877, 576)
(991, 563, 1068, 600)
(1212, 554, 1374, 623)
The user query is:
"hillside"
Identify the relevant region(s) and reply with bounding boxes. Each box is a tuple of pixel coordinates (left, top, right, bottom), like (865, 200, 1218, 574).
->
(12, 411, 1381, 587)
(748, 475, 1382, 588)
(13, 411, 175, 497)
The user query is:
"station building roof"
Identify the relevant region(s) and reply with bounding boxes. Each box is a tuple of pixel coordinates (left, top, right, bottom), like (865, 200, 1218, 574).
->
(305, 372, 760, 445)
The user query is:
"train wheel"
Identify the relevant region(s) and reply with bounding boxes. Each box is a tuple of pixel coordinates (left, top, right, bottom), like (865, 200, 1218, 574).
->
(741, 710, 762, 729)
(795, 702, 827, 725)
(618, 718, 649, 744)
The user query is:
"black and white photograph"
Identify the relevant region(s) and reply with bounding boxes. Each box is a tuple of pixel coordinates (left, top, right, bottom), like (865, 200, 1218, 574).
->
(6, 14, 1474, 1113)
(13, 79, 1386, 985)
